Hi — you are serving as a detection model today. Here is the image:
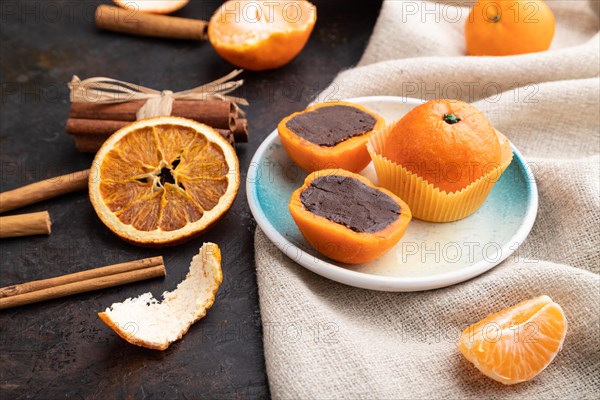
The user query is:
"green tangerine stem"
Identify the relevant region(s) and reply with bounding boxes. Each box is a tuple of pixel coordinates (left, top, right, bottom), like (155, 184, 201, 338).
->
(443, 113, 461, 124)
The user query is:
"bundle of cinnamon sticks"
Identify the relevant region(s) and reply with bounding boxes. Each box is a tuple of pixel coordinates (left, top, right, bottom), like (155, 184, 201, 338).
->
(66, 100, 249, 152)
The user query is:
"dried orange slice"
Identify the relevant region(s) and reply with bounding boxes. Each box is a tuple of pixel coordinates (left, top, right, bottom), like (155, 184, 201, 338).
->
(458, 295, 567, 385)
(208, 0, 317, 71)
(112, 0, 190, 15)
(89, 117, 239, 247)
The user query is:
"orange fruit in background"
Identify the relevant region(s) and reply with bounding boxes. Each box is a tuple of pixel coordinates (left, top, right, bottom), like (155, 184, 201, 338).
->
(382, 99, 501, 193)
(458, 295, 567, 385)
(113, 0, 190, 14)
(465, 0, 555, 56)
(89, 117, 240, 247)
(209, 0, 317, 71)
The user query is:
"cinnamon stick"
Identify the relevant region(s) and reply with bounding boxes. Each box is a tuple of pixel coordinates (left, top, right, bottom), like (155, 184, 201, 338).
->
(215, 129, 235, 146)
(68, 117, 239, 139)
(74, 135, 109, 153)
(69, 100, 237, 130)
(0, 169, 90, 214)
(72, 128, 239, 153)
(95, 4, 208, 41)
(66, 118, 128, 136)
(0, 264, 166, 310)
(0, 256, 163, 298)
(232, 118, 249, 142)
(0, 211, 51, 238)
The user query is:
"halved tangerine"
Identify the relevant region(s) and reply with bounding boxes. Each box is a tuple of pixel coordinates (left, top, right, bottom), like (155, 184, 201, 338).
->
(112, 0, 190, 15)
(89, 116, 240, 247)
(208, 0, 317, 71)
(458, 295, 567, 385)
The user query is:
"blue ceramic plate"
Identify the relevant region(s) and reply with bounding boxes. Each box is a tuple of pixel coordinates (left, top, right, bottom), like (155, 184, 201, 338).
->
(247, 97, 538, 291)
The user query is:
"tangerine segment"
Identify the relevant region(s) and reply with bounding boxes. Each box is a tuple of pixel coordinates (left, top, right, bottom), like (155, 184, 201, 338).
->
(116, 190, 163, 232)
(90, 117, 240, 246)
(179, 177, 228, 212)
(113, 126, 163, 170)
(175, 141, 228, 180)
(158, 184, 204, 232)
(100, 149, 154, 182)
(458, 295, 567, 385)
(99, 179, 153, 213)
(155, 125, 199, 166)
(208, 0, 317, 71)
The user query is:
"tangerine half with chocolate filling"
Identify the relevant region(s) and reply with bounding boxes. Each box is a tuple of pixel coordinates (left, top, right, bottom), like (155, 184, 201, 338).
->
(289, 169, 412, 264)
(278, 101, 385, 173)
(89, 116, 240, 247)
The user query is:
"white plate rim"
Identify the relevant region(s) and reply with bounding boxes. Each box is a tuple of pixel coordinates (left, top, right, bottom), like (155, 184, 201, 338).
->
(247, 96, 539, 292)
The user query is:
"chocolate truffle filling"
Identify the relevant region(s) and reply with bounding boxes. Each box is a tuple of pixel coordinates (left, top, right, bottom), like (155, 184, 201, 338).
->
(299, 175, 401, 233)
(285, 105, 377, 147)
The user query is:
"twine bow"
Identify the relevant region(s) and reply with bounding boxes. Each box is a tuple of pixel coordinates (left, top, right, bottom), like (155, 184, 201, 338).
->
(68, 70, 248, 120)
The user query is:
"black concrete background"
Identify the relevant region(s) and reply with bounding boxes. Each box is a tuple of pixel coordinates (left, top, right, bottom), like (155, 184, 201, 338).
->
(0, 1, 382, 398)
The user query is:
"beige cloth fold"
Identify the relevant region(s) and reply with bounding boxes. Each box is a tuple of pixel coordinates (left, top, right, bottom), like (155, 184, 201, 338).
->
(255, 1, 600, 398)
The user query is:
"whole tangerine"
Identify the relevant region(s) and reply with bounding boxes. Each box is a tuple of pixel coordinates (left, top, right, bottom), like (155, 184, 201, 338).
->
(382, 99, 501, 193)
(465, 0, 555, 56)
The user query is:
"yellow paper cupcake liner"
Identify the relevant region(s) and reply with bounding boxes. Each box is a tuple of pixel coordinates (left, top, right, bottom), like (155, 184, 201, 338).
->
(367, 124, 514, 222)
